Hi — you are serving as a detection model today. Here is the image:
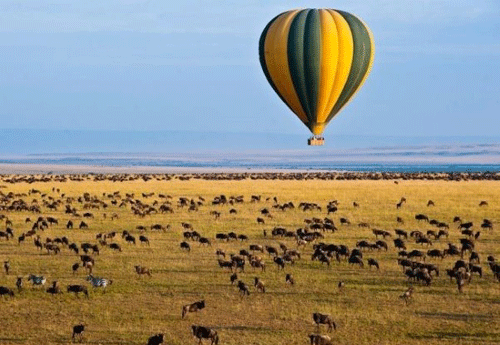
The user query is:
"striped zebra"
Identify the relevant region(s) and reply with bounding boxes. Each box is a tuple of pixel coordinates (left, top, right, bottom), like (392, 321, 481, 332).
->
(86, 275, 112, 292)
(28, 274, 46, 286)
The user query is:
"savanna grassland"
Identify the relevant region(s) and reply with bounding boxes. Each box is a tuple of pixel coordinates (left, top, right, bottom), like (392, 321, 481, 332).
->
(0, 174, 499, 345)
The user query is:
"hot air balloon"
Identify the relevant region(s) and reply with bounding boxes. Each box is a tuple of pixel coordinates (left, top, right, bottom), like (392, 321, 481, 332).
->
(259, 9, 374, 145)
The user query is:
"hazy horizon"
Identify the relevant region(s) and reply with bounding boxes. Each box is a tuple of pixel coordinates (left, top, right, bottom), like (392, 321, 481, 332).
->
(2, 129, 500, 155)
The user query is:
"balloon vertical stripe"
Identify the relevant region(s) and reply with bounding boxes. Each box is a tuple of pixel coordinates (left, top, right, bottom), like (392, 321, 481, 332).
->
(259, 8, 374, 136)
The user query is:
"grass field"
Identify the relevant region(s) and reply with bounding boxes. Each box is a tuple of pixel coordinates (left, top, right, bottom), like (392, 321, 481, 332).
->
(0, 176, 499, 345)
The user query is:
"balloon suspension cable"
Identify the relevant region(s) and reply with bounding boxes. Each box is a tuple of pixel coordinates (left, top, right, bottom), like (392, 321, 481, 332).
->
(308, 135, 325, 146)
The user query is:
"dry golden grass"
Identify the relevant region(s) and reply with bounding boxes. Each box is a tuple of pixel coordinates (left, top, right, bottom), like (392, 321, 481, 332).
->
(0, 177, 499, 344)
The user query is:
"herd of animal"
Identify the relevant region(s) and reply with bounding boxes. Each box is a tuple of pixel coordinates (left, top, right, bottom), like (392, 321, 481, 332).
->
(0, 173, 497, 344)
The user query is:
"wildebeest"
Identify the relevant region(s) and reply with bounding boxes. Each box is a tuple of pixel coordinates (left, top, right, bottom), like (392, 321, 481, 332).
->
(394, 238, 406, 250)
(72, 324, 85, 341)
(191, 325, 219, 345)
(182, 300, 206, 318)
(180, 241, 191, 252)
(373, 229, 391, 238)
(254, 277, 265, 293)
(415, 214, 429, 222)
(46, 281, 62, 295)
(348, 255, 364, 268)
(312, 313, 336, 332)
(309, 334, 332, 345)
(199, 237, 211, 246)
(148, 333, 164, 345)
(367, 258, 379, 270)
(0, 286, 14, 297)
(427, 249, 444, 260)
(237, 280, 250, 296)
(125, 235, 136, 245)
(147, 333, 164, 345)
(67, 284, 89, 298)
(139, 235, 150, 245)
(109, 243, 122, 252)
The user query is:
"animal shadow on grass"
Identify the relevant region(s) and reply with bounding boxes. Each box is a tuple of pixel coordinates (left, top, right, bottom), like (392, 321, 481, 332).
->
(408, 331, 500, 340)
(415, 312, 493, 322)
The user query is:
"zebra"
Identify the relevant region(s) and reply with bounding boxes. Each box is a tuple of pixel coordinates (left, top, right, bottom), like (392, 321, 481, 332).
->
(86, 275, 112, 292)
(27, 274, 46, 286)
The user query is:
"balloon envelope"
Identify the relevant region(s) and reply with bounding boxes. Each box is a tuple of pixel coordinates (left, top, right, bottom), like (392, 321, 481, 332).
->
(259, 9, 374, 136)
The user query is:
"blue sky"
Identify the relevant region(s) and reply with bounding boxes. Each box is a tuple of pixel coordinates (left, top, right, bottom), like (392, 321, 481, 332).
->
(0, 0, 499, 138)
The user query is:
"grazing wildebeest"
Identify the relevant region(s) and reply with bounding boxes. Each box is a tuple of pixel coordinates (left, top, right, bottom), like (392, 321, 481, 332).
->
(215, 233, 228, 241)
(72, 324, 85, 341)
(375, 240, 388, 251)
(67, 285, 89, 298)
(348, 255, 364, 268)
(470, 251, 480, 264)
(180, 241, 191, 252)
(125, 235, 136, 245)
(199, 237, 211, 246)
(340, 217, 350, 225)
(0, 286, 14, 297)
(479, 200, 488, 206)
(309, 334, 333, 345)
(254, 277, 265, 293)
(66, 220, 73, 229)
(79, 221, 88, 229)
(237, 280, 250, 296)
(400, 286, 414, 305)
(427, 200, 435, 206)
(367, 258, 379, 270)
(273, 257, 285, 270)
(147, 333, 164, 345)
(373, 229, 391, 239)
(191, 325, 219, 345)
(109, 243, 122, 252)
(469, 264, 483, 278)
(139, 235, 150, 245)
(182, 300, 206, 318)
(16, 277, 22, 291)
(46, 281, 62, 295)
(416, 237, 433, 246)
(459, 222, 473, 230)
(394, 229, 408, 239)
(415, 214, 429, 222)
(285, 273, 295, 286)
(312, 313, 336, 332)
(407, 250, 425, 261)
(394, 238, 406, 250)
(427, 249, 444, 260)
